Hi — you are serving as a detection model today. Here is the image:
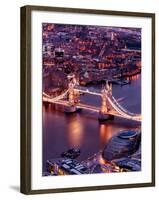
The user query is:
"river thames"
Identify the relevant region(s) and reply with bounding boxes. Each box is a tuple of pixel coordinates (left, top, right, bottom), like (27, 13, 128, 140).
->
(42, 74, 141, 173)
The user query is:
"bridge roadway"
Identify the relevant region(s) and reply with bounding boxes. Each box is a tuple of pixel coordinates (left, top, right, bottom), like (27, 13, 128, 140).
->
(43, 97, 141, 122)
(74, 86, 102, 96)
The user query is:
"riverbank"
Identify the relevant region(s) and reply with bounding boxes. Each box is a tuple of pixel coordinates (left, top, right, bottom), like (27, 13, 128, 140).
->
(80, 70, 141, 86)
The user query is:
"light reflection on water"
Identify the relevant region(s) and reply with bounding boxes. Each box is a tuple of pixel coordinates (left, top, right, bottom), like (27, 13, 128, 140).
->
(67, 115, 84, 147)
(99, 124, 114, 146)
(42, 74, 141, 171)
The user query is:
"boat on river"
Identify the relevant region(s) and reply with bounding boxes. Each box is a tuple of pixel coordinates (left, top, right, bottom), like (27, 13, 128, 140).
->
(61, 148, 81, 159)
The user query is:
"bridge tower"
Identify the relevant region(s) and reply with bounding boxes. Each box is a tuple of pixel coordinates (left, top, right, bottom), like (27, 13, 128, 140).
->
(101, 81, 112, 113)
(68, 81, 75, 106)
(67, 74, 80, 105)
(98, 82, 114, 122)
(64, 75, 80, 113)
(106, 81, 112, 95)
(100, 85, 108, 114)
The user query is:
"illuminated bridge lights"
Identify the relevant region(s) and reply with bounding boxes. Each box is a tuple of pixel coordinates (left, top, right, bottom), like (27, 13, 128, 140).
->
(43, 78, 141, 122)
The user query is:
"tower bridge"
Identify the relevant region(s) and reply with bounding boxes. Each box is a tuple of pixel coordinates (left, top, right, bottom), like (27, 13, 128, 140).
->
(43, 75, 141, 122)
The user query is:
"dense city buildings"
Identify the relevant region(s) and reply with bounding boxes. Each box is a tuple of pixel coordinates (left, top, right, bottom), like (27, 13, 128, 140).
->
(42, 23, 141, 90)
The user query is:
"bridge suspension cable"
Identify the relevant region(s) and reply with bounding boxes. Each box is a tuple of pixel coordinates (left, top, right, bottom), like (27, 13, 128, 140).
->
(43, 90, 69, 102)
(106, 95, 141, 121)
(110, 95, 137, 116)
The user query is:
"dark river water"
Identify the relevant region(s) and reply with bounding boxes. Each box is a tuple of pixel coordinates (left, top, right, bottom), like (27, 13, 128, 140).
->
(42, 74, 141, 172)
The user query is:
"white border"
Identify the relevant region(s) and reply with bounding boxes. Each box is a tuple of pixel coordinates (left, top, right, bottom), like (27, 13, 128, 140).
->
(31, 10, 152, 190)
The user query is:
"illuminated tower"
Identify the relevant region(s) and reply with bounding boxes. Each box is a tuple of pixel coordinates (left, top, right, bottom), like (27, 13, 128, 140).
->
(100, 85, 108, 114)
(67, 74, 79, 105)
(100, 82, 112, 114)
(98, 82, 114, 122)
(65, 75, 80, 113)
(68, 81, 75, 106)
